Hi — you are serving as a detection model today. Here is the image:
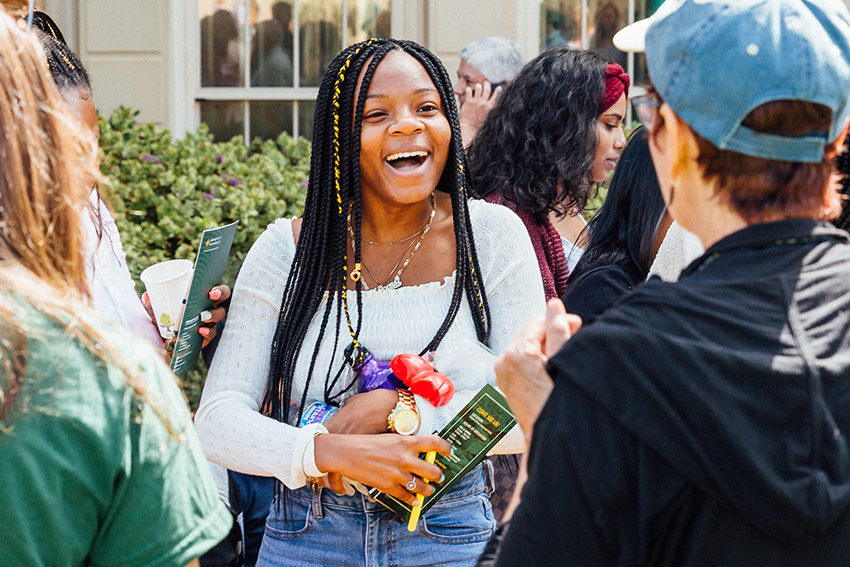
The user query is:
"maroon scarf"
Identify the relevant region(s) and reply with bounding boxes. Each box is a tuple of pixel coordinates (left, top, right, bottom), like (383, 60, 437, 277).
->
(485, 194, 569, 301)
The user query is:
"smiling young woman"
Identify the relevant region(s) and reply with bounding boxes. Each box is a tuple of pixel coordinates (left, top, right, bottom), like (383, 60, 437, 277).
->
(352, 49, 456, 291)
(195, 39, 544, 566)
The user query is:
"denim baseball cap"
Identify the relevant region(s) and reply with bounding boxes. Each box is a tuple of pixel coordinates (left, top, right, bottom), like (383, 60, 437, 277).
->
(613, 0, 850, 163)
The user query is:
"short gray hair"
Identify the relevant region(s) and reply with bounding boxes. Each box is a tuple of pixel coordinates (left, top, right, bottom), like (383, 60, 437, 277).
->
(459, 36, 525, 84)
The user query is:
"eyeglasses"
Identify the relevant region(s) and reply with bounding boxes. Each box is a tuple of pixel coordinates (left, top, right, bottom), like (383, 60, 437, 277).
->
(631, 94, 663, 130)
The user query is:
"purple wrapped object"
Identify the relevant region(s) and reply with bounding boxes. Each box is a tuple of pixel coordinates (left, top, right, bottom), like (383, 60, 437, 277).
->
(353, 349, 404, 392)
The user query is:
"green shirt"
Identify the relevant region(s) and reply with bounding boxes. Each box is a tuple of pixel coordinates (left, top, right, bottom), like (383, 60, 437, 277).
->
(0, 299, 232, 567)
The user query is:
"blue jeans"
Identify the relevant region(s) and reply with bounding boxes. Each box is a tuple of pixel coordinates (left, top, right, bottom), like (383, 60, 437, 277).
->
(230, 471, 275, 567)
(257, 465, 495, 566)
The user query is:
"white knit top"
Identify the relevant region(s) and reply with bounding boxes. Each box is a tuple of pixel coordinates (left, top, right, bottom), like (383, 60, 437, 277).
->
(195, 199, 545, 489)
(83, 191, 164, 350)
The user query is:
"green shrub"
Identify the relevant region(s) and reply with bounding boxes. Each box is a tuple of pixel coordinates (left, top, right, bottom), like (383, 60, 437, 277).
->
(100, 107, 310, 291)
(99, 107, 311, 409)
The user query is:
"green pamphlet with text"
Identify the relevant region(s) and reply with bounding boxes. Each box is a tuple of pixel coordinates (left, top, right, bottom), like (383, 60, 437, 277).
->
(372, 383, 516, 520)
(170, 221, 238, 377)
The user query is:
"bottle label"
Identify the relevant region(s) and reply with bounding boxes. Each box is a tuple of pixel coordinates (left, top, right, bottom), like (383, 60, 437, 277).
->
(300, 401, 339, 427)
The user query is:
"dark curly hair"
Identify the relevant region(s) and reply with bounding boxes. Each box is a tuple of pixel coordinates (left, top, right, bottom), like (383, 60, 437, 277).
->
(467, 48, 610, 223)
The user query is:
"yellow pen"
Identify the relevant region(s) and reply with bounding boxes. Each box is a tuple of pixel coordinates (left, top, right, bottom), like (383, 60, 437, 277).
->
(407, 450, 437, 532)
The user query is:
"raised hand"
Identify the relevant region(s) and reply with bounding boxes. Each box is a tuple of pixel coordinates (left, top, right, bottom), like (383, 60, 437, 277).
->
(495, 299, 581, 444)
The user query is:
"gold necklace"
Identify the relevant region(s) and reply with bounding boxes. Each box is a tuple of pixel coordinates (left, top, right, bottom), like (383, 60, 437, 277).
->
(360, 237, 418, 290)
(347, 195, 434, 246)
(360, 226, 426, 246)
(349, 193, 437, 290)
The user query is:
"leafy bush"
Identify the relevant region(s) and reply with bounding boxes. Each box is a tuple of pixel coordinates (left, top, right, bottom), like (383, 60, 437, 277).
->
(99, 107, 311, 409)
(99, 107, 310, 293)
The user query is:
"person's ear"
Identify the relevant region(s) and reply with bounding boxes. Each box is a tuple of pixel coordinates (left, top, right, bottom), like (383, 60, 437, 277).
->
(822, 171, 843, 220)
(824, 122, 850, 219)
(834, 120, 849, 154)
(648, 105, 669, 167)
(661, 105, 700, 189)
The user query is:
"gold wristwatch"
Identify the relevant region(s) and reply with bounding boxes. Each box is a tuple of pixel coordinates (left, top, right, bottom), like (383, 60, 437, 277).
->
(388, 389, 420, 435)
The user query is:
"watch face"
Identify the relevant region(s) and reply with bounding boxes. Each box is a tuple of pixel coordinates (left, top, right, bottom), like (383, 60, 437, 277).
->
(394, 409, 420, 435)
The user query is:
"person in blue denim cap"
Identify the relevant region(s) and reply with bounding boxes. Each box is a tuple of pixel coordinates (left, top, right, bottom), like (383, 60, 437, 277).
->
(482, 1, 850, 565)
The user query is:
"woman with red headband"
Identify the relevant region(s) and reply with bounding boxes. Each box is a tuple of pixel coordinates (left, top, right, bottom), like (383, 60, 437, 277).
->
(468, 49, 629, 301)
(466, 49, 628, 523)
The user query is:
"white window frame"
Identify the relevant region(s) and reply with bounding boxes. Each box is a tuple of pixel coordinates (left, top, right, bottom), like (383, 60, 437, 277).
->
(173, 0, 418, 143)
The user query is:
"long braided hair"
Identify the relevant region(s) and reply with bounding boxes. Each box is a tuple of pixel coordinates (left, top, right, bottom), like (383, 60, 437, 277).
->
(30, 11, 91, 92)
(28, 11, 108, 250)
(261, 39, 491, 428)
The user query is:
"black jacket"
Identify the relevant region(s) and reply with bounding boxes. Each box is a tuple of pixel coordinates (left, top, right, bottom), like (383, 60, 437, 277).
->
(492, 219, 850, 566)
(562, 264, 637, 325)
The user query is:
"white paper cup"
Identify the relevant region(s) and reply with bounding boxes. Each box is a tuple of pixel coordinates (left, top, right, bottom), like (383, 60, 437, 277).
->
(140, 259, 193, 339)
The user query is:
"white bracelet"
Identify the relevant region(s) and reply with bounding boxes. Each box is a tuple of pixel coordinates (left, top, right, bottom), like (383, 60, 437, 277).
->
(301, 429, 327, 480)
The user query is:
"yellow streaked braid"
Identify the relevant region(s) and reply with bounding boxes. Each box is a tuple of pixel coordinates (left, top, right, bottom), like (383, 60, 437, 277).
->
(334, 39, 375, 353)
(457, 161, 485, 316)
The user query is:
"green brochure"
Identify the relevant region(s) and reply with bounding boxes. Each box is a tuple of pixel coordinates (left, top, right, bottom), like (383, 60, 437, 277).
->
(170, 221, 238, 377)
(372, 383, 517, 521)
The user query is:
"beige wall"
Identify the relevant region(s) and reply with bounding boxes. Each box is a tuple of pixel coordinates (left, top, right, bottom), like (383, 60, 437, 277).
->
(45, 0, 850, 135)
(427, 0, 539, 81)
(77, 0, 172, 125)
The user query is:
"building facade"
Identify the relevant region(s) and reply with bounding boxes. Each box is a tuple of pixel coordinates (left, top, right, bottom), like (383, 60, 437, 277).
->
(39, 0, 850, 142)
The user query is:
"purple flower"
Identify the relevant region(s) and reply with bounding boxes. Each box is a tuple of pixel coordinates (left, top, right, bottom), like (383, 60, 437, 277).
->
(300, 180, 308, 188)
(155, 160, 162, 165)
(202, 193, 215, 201)
(229, 178, 243, 187)
(221, 173, 229, 179)
(242, 155, 248, 161)
(216, 155, 223, 163)
(141, 154, 158, 163)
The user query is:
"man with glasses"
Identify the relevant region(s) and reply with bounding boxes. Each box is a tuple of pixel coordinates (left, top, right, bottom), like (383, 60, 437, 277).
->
(453, 36, 525, 146)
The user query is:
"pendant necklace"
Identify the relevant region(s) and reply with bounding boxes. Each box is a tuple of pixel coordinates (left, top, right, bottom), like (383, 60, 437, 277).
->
(348, 193, 436, 290)
(360, 237, 418, 290)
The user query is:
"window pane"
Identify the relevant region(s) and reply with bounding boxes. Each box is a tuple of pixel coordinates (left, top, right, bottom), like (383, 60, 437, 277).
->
(541, 1, 580, 51)
(538, 1, 655, 87)
(630, 1, 661, 86)
(251, 1, 295, 86)
(347, 0, 391, 44)
(250, 101, 294, 141)
(588, 0, 628, 67)
(200, 100, 244, 142)
(200, 1, 245, 87)
(299, 0, 343, 87)
(298, 100, 317, 141)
